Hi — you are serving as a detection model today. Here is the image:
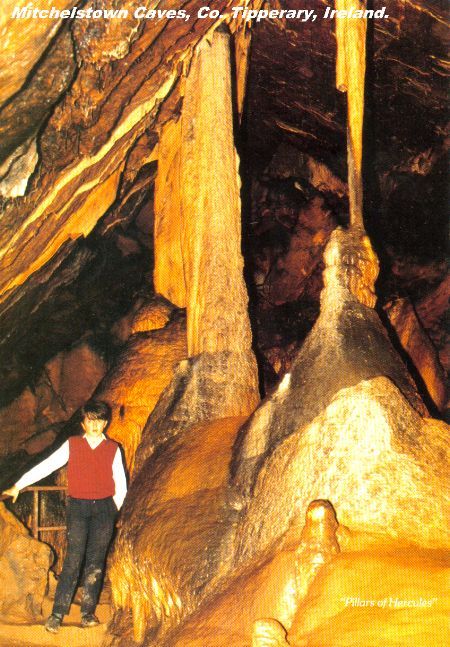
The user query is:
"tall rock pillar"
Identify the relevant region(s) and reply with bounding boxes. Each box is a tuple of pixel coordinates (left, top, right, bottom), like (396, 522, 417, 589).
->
(180, 28, 254, 357)
(151, 26, 259, 428)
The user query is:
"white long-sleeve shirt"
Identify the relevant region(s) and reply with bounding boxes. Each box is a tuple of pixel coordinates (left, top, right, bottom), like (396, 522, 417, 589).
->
(15, 434, 127, 510)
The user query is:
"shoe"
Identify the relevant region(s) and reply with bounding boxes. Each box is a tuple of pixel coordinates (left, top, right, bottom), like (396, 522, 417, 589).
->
(81, 613, 100, 628)
(45, 614, 62, 633)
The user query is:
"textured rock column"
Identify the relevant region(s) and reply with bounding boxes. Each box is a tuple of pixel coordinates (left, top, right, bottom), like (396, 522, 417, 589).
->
(336, 0, 367, 227)
(153, 119, 187, 308)
(180, 28, 254, 358)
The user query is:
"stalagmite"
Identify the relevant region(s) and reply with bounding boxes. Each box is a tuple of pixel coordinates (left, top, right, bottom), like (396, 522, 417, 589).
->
(225, 1, 448, 571)
(295, 500, 340, 600)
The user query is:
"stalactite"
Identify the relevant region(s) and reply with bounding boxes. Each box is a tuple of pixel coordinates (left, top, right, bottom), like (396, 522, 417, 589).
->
(180, 28, 255, 357)
(335, 0, 367, 228)
(153, 119, 187, 308)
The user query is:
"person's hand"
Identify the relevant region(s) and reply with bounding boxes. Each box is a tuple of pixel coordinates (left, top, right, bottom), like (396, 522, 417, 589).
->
(2, 485, 20, 502)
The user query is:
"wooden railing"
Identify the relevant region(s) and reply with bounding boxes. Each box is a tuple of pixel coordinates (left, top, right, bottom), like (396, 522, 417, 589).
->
(1, 485, 67, 539)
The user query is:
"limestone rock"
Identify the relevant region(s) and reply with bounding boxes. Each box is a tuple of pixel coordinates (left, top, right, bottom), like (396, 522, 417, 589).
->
(24, 429, 58, 456)
(230, 377, 448, 567)
(0, 502, 52, 622)
(295, 500, 340, 600)
(93, 315, 187, 470)
(0, 341, 106, 458)
(44, 341, 107, 417)
(133, 350, 259, 475)
(0, 137, 38, 198)
(154, 118, 186, 308)
(0, 387, 38, 457)
(131, 299, 174, 334)
(0, 0, 74, 105)
(252, 619, 289, 646)
(386, 297, 448, 412)
(227, 228, 445, 569)
(416, 275, 450, 375)
(109, 417, 246, 645)
(266, 196, 336, 304)
(180, 30, 255, 359)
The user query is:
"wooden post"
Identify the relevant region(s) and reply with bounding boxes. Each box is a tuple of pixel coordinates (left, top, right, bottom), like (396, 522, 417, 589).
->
(32, 489, 39, 539)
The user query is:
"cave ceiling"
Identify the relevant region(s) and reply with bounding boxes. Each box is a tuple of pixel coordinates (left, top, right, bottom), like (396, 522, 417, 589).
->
(0, 0, 448, 405)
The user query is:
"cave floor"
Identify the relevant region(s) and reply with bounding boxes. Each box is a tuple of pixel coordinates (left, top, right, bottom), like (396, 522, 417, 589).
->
(0, 599, 111, 647)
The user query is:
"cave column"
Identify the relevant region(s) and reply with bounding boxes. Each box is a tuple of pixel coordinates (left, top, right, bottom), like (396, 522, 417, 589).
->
(180, 27, 255, 357)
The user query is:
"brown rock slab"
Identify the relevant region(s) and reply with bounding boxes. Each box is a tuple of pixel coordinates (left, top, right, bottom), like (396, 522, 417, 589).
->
(44, 342, 107, 417)
(0, 341, 106, 458)
(267, 196, 336, 304)
(0, 388, 38, 457)
(386, 297, 448, 411)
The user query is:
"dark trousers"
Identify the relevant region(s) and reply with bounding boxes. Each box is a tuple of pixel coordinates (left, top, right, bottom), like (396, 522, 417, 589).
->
(52, 496, 117, 617)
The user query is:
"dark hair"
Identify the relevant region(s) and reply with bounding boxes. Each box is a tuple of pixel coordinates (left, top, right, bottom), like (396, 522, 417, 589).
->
(81, 400, 111, 422)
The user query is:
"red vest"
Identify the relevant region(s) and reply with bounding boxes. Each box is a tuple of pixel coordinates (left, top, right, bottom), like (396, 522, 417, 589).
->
(67, 436, 117, 499)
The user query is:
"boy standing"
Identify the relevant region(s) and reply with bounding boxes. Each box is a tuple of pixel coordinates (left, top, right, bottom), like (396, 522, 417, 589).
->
(2, 400, 127, 633)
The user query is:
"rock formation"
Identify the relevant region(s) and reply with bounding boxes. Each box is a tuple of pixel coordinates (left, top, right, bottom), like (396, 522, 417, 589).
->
(227, 228, 447, 570)
(0, 2, 447, 647)
(252, 619, 290, 647)
(386, 297, 448, 413)
(92, 303, 187, 471)
(0, 502, 52, 622)
(108, 27, 259, 644)
(0, 341, 106, 459)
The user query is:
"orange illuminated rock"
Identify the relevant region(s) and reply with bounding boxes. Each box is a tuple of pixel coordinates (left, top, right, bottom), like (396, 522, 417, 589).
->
(228, 228, 447, 570)
(180, 29, 256, 361)
(295, 500, 340, 600)
(252, 619, 289, 646)
(109, 417, 246, 645)
(0, 1, 264, 309)
(288, 546, 448, 647)
(386, 297, 447, 412)
(335, 0, 367, 226)
(0, 502, 52, 622)
(154, 118, 186, 308)
(230, 376, 448, 566)
(93, 313, 187, 471)
(0, 0, 74, 105)
(131, 299, 173, 335)
(165, 543, 448, 647)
